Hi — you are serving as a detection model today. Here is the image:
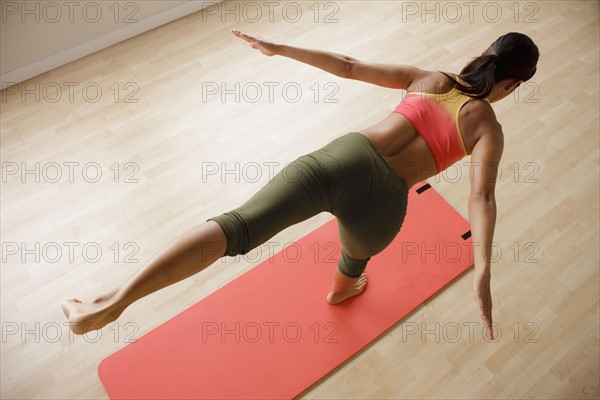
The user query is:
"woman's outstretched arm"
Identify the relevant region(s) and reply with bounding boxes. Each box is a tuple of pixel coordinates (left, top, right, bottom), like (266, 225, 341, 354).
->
(231, 29, 428, 90)
(467, 104, 504, 341)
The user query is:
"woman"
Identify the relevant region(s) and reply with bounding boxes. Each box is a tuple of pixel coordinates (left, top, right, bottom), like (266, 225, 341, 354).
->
(62, 31, 539, 340)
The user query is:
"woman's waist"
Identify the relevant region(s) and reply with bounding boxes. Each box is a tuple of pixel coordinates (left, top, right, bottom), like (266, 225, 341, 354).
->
(357, 114, 439, 187)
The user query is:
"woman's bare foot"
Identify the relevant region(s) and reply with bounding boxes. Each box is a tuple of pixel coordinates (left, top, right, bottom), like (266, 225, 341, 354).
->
(61, 289, 126, 335)
(326, 273, 368, 304)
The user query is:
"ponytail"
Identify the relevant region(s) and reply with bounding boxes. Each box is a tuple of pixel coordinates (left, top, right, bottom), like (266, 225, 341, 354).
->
(441, 32, 539, 100)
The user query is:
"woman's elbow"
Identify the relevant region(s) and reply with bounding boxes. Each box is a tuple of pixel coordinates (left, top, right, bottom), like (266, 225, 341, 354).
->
(343, 59, 356, 79)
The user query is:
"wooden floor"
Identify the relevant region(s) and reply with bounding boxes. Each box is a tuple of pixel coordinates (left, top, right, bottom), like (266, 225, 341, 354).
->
(1, 1, 598, 399)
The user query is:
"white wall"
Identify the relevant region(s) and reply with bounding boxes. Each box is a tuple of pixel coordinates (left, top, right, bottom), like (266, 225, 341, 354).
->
(0, 0, 222, 87)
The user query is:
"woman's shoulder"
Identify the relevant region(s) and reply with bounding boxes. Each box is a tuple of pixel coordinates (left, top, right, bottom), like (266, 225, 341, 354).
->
(461, 97, 498, 122)
(408, 72, 494, 111)
(409, 71, 456, 95)
(461, 98, 502, 143)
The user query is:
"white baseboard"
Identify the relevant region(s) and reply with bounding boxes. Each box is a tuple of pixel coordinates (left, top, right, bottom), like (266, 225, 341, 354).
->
(1, 1, 222, 88)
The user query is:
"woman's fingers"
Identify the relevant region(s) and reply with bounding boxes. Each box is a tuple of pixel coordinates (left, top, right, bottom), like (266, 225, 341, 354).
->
(230, 28, 276, 57)
(479, 297, 494, 340)
(473, 274, 494, 340)
(481, 309, 491, 336)
(231, 28, 255, 43)
(231, 28, 246, 40)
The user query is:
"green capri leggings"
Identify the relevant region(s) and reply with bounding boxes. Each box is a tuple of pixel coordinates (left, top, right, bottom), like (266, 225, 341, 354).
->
(207, 132, 409, 278)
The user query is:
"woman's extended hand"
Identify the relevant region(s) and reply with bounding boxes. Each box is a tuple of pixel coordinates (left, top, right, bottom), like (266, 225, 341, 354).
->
(472, 269, 494, 340)
(231, 29, 278, 56)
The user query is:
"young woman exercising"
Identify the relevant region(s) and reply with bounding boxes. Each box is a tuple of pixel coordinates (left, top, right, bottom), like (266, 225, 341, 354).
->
(62, 31, 539, 340)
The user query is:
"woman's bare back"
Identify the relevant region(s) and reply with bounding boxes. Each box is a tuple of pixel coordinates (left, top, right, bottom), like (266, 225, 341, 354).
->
(358, 71, 495, 188)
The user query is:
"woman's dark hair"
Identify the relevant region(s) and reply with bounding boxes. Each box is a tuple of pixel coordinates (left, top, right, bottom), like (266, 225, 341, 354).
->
(441, 32, 539, 99)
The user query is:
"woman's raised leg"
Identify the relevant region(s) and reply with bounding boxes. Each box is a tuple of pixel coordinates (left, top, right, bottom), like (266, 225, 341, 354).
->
(62, 220, 227, 335)
(62, 149, 333, 335)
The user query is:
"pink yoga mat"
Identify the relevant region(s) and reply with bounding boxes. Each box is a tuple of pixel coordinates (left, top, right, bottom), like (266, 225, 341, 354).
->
(98, 182, 473, 399)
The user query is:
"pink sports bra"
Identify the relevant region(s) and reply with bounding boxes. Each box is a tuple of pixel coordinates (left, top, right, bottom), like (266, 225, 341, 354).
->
(393, 79, 483, 173)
